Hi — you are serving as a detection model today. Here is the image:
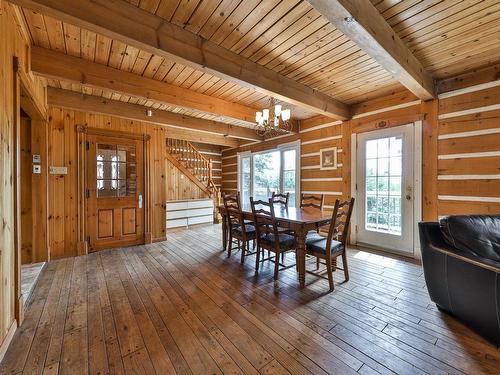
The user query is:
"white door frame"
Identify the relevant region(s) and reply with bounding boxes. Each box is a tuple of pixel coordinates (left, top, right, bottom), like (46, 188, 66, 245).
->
(350, 121, 422, 259)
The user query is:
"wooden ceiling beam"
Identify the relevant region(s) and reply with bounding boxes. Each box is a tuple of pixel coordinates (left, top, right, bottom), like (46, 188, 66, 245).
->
(31, 47, 257, 126)
(307, 0, 435, 100)
(11, 0, 350, 120)
(47, 87, 246, 147)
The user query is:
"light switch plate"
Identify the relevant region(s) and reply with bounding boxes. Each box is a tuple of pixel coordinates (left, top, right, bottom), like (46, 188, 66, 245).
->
(32, 154, 41, 163)
(49, 166, 68, 175)
(33, 165, 41, 174)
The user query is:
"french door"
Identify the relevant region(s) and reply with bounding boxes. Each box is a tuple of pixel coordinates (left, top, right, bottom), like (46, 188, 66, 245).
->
(355, 124, 415, 255)
(86, 134, 145, 250)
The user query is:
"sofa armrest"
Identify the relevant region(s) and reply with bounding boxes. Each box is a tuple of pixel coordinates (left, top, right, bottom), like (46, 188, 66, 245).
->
(419, 222, 500, 272)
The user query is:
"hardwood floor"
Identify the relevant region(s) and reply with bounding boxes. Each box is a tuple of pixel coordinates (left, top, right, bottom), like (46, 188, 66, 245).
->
(1, 224, 499, 375)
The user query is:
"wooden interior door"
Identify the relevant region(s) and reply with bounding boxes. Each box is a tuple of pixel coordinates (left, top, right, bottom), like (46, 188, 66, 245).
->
(87, 134, 144, 251)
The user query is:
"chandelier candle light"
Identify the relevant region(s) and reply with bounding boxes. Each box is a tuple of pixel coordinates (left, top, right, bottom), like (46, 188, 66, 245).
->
(255, 98, 292, 137)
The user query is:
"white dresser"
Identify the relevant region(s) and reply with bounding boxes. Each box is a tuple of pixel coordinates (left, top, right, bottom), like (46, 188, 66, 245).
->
(166, 198, 214, 229)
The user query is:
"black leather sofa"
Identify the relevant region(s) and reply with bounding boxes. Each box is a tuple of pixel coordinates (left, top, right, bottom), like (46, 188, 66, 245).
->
(419, 215, 500, 345)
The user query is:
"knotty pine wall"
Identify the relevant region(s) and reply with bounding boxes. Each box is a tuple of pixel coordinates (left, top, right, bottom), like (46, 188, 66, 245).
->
(221, 120, 345, 208)
(221, 66, 500, 222)
(47, 108, 213, 259)
(0, 0, 47, 357)
(436, 76, 500, 215)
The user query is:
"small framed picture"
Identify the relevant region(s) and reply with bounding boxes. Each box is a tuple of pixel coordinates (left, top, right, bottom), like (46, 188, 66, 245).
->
(320, 147, 337, 170)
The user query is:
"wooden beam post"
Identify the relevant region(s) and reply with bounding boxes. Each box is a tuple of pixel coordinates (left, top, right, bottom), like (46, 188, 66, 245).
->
(47, 87, 252, 146)
(307, 0, 435, 100)
(31, 47, 257, 126)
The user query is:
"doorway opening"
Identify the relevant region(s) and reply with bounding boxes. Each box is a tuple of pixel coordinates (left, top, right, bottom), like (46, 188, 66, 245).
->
(19, 110, 45, 307)
(351, 122, 422, 257)
(14, 71, 49, 324)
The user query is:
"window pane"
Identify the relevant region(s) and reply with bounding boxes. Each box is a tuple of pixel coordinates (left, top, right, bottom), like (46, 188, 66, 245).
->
(366, 195, 377, 212)
(390, 156, 402, 176)
(366, 140, 377, 158)
(364, 135, 403, 235)
(390, 136, 402, 156)
(242, 157, 250, 172)
(283, 150, 296, 170)
(366, 159, 377, 176)
(366, 177, 377, 194)
(97, 161, 114, 180)
(97, 179, 117, 197)
(253, 151, 280, 202)
(97, 144, 116, 161)
(377, 177, 389, 194)
(377, 138, 389, 157)
(97, 144, 137, 198)
(118, 145, 136, 163)
(377, 158, 389, 176)
(283, 170, 296, 208)
(390, 176, 401, 195)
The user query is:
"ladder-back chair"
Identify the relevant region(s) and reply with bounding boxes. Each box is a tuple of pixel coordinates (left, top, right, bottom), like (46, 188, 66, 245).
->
(301, 193, 325, 234)
(223, 192, 256, 263)
(305, 198, 355, 290)
(271, 192, 289, 208)
(250, 197, 296, 280)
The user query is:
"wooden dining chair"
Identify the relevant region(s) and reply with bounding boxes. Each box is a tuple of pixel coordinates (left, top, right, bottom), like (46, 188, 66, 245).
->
(271, 192, 289, 208)
(223, 192, 256, 262)
(305, 198, 355, 290)
(300, 193, 324, 210)
(301, 193, 325, 234)
(250, 197, 296, 280)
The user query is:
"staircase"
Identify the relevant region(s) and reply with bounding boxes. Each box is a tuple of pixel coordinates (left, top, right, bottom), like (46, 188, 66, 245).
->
(166, 138, 221, 222)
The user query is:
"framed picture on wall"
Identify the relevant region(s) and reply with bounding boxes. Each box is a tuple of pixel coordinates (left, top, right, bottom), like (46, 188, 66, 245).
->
(320, 147, 337, 170)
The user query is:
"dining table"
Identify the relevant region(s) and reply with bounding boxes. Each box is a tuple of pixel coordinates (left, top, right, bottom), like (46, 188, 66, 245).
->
(219, 204, 333, 288)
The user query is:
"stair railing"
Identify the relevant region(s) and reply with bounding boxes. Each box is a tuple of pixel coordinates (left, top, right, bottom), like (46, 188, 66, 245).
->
(166, 138, 221, 222)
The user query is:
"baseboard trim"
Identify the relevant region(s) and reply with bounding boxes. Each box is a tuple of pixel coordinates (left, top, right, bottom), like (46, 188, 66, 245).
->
(0, 320, 17, 363)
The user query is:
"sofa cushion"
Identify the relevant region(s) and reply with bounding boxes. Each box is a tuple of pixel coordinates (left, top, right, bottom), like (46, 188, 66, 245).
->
(439, 215, 500, 262)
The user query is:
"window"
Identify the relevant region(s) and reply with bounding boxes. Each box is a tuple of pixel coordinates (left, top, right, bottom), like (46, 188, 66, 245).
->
(96, 143, 137, 197)
(364, 136, 402, 235)
(238, 142, 300, 207)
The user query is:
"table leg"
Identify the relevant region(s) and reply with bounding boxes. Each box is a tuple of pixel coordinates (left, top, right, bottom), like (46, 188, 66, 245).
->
(222, 214, 227, 251)
(296, 226, 306, 288)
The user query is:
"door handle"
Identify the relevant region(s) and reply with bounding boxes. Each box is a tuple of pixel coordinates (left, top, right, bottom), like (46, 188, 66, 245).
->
(138, 194, 143, 208)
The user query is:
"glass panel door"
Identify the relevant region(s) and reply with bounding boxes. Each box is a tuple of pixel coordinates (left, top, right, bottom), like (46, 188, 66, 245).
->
(96, 143, 137, 198)
(356, 124, 414, 255)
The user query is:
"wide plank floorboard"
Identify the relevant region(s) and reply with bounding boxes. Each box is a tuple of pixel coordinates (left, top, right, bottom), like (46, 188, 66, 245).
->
(1, 224, 499, 375)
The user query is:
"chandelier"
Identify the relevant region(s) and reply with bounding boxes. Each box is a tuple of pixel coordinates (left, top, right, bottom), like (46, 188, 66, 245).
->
(255, 98, 292, 137)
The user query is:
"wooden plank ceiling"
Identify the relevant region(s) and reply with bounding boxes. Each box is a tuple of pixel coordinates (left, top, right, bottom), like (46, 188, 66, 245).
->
(20, 0, 500, 130)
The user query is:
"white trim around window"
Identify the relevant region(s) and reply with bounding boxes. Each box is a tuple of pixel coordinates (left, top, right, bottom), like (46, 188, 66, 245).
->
(237, 140, 301, 207)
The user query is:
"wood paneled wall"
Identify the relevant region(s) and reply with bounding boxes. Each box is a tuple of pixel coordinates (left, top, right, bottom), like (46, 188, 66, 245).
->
(46, 108, 215, 259)
(221, 119, 345, 208)
(221, 70, 500, 224)
(436, 84, 500, 215)
(0, 0, 47, 358)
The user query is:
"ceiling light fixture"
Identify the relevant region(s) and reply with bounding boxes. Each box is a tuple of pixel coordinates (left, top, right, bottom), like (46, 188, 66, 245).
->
(255, 98, 292, 137)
